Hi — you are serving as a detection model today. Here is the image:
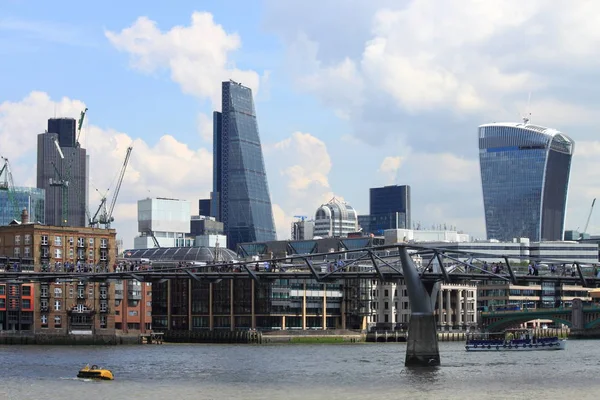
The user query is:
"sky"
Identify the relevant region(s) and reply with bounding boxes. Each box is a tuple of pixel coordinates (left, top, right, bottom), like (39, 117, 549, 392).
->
(2, 0, 600, 249)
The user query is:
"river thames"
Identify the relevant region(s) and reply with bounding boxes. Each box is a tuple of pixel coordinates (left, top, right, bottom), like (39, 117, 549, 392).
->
(1, 340, 599, 399)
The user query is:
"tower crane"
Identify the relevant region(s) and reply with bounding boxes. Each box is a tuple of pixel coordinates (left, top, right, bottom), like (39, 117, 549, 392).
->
(581, 198, 596, 239)
(76, 108, 88, 148)
(0, 156, 20, 221)
(50, 139, 69, 226)
(90, 146, 133, 229)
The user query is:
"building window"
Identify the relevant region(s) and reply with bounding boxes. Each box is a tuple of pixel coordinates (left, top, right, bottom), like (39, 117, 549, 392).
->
(0, 286, 4, 295)
(14, 235, 20, 245)
(100, 303, 108, 313)
(100, 287, 107, 299)
(100, 250, 108, 261)
(89, 238, 94, 246)
(13, 247, 20, 257)
(385, 302, 389, 310)
(54, 236, 62, 246)
(40, 299, 48, 311)
(54, 300, 61, 311)
(100, 315, 107, 329)
(41, 235, 48, 245)
(22, 299, 30, 308)
(88, 287, 94, 299)
(54, 315, 61, 328)
(0, 298, 5, 308)
(41, 315, 48, 328)
(100, 238, 108, 248)
(54, 287, 62, 297)
(129, 310, 138, 316)
(68, 287, 74, 298)
(24, 234, 31, 245)
(54, 249, 62, 259)
(22, 286, 31, 296)
(78, 287, 84, 299)
(24, 247, 30, 257)
(77, 237, 85, 247)
(69, 237, 74, 245)
(384, 289, 389, 297)
(88, 249, 94, 260)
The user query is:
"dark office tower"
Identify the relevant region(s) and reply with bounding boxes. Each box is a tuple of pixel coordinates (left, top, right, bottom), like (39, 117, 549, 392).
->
(479, 121, 574, 241)
(367, 185, 411, 233)
(212, 80, 276, 249)
(37, 122, 88, 227)
(48, 118, 77, 148)
(199, 199, 211, 217)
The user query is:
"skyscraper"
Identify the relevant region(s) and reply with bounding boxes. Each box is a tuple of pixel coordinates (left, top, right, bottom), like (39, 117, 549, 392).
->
(212, 80, 276, 249)
(37, 118, 89, 227)
(0, 187, 45, 226)
(479, 121, 574, 241)
(358, 185, 411, 235)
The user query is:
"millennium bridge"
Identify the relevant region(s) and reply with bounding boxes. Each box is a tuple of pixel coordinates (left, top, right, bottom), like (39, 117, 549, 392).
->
(1, 243, 599, 366)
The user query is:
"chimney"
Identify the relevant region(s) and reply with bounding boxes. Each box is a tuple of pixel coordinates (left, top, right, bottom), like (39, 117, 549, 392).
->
(21, 208, 29, 224)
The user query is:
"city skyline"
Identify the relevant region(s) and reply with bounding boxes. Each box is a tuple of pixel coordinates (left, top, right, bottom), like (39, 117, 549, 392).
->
(3, 1, 600, 248)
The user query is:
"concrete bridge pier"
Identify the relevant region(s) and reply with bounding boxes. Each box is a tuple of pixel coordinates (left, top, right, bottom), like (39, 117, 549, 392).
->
(399, 247, 440, 367)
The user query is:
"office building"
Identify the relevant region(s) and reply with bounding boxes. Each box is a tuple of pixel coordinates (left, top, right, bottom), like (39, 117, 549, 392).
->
(0, 186, 45, 226)
(37, 118, 88, 227)
(211, 80, 277, 250)
(291, 219, 315, 241)
(199, 199, 211, 217)
(190, 215, 227, 248)
(314, 198, 358, 238)
(479, 121, 574, 241)
(134, 198, 191, 249)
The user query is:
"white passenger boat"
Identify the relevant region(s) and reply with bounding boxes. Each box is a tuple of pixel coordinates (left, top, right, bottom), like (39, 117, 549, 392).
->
(465, 329, 566, 352)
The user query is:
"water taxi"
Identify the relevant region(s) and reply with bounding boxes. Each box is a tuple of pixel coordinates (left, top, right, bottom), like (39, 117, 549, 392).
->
(465, 329, 566, 352)
(77, 364, 114, 380)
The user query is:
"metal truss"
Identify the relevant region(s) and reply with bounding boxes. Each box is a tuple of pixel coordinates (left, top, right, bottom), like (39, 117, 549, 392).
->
(0, 244, 598, 286)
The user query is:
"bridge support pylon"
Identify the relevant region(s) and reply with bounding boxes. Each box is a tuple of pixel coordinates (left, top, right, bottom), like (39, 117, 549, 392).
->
(399, 247, 440, 367)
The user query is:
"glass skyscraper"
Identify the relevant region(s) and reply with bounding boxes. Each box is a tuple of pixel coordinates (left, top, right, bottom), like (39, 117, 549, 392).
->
(212, 80, 276, 249)
(0, 186, 45, 226)
(479, 121, 574, 241)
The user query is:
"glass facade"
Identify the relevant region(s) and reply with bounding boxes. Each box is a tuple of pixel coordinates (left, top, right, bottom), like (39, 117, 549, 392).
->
(0, 186, 45, 226)
(213, 81, 276, 249)
(479, 123, 574, 241)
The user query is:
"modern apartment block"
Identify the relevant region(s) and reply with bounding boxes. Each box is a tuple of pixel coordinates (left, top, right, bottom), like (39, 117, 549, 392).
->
(211, 80, 277, 249)
(479, 121, 574, 241)
(37, 117, 89, 227)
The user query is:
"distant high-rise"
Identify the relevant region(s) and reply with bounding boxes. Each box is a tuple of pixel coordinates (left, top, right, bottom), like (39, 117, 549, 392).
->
(212, 80, 276, 249)
(479, 121, 574, 241)
(37, 118, 88, 227)
(358, 185, 411, 235)
(0, 187, 45, 226)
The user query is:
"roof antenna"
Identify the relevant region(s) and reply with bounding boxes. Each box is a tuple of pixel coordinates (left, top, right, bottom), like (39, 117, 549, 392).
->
(522, 92, 532, 124)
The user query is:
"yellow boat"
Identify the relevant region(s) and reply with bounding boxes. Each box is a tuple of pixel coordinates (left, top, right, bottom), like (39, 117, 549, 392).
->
(77, 364, 114, 380)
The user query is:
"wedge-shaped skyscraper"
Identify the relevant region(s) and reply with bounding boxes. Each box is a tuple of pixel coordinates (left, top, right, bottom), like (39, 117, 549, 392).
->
(479, 121, 574, 241)
(212, 80, 276, 249)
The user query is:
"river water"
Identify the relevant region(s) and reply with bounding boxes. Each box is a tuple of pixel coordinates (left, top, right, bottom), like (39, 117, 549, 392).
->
(0, 340, 598, 399)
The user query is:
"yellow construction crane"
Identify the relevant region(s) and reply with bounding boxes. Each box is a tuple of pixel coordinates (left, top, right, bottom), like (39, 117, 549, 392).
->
(76, 107, 88, 148)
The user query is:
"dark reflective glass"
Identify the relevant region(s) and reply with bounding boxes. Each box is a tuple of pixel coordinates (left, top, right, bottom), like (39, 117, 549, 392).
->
(479, 125, 573, 241)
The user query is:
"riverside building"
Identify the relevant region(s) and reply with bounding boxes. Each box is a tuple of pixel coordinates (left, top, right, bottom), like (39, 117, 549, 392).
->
(479, 120, 574, 241)
(0, 210, 117, 340)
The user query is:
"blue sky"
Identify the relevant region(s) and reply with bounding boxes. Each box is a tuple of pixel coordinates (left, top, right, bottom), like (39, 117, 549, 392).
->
(3, 0, 600, 248)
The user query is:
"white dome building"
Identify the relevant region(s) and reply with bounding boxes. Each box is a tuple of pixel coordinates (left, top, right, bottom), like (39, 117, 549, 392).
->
(314, 198, 359, 238)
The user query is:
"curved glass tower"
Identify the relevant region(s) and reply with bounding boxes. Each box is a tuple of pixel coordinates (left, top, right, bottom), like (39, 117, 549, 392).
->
(212, 80, 276, 249)
(479, 121, 574, 241)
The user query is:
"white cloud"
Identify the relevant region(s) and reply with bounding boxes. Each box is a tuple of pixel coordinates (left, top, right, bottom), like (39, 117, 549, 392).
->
(265, 132, 341, 239)
(0, 92, 213, 249)
(105, 12, 261, 107)
(378, 156, 403, 184)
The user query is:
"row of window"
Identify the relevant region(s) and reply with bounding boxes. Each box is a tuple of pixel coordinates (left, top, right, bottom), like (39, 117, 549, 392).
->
(39, 235, 108, 248)
(40, 314, 108, 328)
(39, 247, 109, 260)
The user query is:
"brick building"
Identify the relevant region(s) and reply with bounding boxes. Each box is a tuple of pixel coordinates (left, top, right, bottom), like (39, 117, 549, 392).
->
(0, 210, 118, 339)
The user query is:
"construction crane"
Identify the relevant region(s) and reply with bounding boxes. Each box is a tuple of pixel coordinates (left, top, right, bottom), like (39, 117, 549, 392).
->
(76, 108, 88, 148)
(49, 139, 69, 226)
(91, 146, 133, 229)
(581, 198, 596, 239)
(0, 157, 20, 221)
